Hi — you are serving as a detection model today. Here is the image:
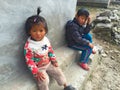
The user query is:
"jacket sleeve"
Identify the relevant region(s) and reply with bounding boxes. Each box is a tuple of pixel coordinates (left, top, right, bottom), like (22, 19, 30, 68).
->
(48, 45, 56, 62)
(71, 25, 90, 45)
(83, 24, 92, 34)
(24, 47, 39, 75)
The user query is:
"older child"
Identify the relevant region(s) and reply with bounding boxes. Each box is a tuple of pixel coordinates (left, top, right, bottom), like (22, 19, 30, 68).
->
(24, 7, 76, 90)
(65, 8, 96, 71)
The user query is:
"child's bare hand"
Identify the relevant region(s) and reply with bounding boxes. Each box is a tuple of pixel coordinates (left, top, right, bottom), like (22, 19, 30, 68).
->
(88, 43, 94, 49)
(53, 62, 58, 67)
(52, 62, 58, 67)
(35, 72, 45, 81)
(87, 17, 91, 24)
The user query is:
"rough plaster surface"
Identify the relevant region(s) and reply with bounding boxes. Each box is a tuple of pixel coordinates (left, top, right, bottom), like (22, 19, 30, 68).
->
(0, 0, 77, 89)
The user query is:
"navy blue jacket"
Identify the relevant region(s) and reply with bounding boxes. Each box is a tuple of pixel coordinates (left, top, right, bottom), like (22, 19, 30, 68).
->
(65, 18, 92, 46)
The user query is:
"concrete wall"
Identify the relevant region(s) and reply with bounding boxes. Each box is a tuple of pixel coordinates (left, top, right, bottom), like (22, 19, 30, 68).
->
(77, 0, 111, 8)
(0, 0, 77, 89)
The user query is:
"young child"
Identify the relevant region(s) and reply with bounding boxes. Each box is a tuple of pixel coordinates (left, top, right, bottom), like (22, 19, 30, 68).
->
(24, 7, 76, 90)
(65, 8, 96, 71)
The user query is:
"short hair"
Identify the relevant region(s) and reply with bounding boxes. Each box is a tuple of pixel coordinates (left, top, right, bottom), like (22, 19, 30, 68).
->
(25, 7, 48, 36)
(76, 8, 89, 17)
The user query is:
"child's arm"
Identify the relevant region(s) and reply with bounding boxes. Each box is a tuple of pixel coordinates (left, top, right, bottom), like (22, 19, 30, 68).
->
(24, 48, 38, 75)
(72, 31, 90, 46)
(48, 46, 58, 67)
(24, 48, 45, 80)
(86, 16, 91, 25)
(84, 16, 92, 34)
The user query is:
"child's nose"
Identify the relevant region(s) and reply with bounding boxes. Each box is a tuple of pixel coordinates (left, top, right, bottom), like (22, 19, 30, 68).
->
(37, 31, 41, 35)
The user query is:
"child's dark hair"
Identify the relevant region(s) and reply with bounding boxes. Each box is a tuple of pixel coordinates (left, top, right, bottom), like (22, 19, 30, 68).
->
(76, 8, 89, 17)
(25, 7, 48, 36)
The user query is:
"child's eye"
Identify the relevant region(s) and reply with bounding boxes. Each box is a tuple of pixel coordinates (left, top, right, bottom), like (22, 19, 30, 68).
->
(33, 30, 37, 32)
(40, 30, 44, 32)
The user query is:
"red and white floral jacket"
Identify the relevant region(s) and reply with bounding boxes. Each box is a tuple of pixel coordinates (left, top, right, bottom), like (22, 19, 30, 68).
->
(24, 36, 56, 75)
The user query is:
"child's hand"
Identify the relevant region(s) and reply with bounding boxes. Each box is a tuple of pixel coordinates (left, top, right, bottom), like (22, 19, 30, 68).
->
(35, 72, 45, 81)
(53, 62, 58, 67)
(87, 17, 91, 25)
(88, 43, 94, 49)
(51, 61, 58, 67)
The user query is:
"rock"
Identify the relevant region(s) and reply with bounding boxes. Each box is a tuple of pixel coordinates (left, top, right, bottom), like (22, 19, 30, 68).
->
(112, 27, 120, 44)
(99, 10, 112, 17)
(95, 23, 112, 29)
(110, 56, 115, 60)
(94, 16, 111, 23)
(101, 53, 107, 57)
(110, 14, 119, 21)
(105, 51, 108, 54)
(93, 9, 120, 45)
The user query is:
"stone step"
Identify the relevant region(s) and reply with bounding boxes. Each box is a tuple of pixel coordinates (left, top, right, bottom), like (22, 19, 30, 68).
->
(0, 45, 77, 90)
(55, 46, 77, 70)
(49, 47, 101, 90)
(1, 45, 101, 90)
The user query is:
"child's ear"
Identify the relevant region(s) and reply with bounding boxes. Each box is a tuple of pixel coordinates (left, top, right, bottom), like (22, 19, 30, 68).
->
(75, 15, 79, 20)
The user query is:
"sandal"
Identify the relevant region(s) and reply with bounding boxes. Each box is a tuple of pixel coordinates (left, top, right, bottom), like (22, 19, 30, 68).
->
(78, 63, 89, 71)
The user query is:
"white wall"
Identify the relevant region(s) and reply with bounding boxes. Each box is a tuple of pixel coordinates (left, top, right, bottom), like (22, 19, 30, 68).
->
(0, 0, 77, 90)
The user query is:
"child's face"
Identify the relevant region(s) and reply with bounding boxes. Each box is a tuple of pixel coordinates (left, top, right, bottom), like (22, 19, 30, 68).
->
(29, 24, 46, 41)
(77, 15, 87, 25)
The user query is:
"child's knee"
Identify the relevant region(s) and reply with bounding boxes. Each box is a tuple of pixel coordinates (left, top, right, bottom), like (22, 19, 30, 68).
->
(83, 33, 92, 42)
(87, 33, 92, 42)
(88, 33, 92, 38)
(37, 75, 49, 86)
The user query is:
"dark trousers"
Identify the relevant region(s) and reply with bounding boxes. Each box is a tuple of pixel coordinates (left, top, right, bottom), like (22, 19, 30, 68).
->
(69, 33, 92, 63)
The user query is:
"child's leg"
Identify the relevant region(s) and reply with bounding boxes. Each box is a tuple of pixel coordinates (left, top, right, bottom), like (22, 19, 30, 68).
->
(80, 46, 92, 63)
(82, 33, 96, 54)
(36, 64, 50, 90)
(70, 45, 92, 70)
(69, 45, 92, 63)
(82, 33, 92, 43)
(36, 71, 49, 90)
(46, 63, 67, 86)
(47, 63, 76, 90)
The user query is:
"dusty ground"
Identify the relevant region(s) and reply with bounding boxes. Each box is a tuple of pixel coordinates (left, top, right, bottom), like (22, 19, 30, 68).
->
(77, 4, 120, 90)
(83, 36, 120, 90)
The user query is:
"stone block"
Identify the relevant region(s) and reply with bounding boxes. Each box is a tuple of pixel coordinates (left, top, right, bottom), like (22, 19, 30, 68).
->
(77, 0, 111, 8)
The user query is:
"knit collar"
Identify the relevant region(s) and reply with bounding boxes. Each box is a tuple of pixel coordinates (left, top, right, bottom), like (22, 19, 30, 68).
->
(28, 36, 46, 45)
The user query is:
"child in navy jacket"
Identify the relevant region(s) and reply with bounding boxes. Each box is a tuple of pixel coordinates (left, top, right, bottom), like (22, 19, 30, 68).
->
(65, 8, 96, 70)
